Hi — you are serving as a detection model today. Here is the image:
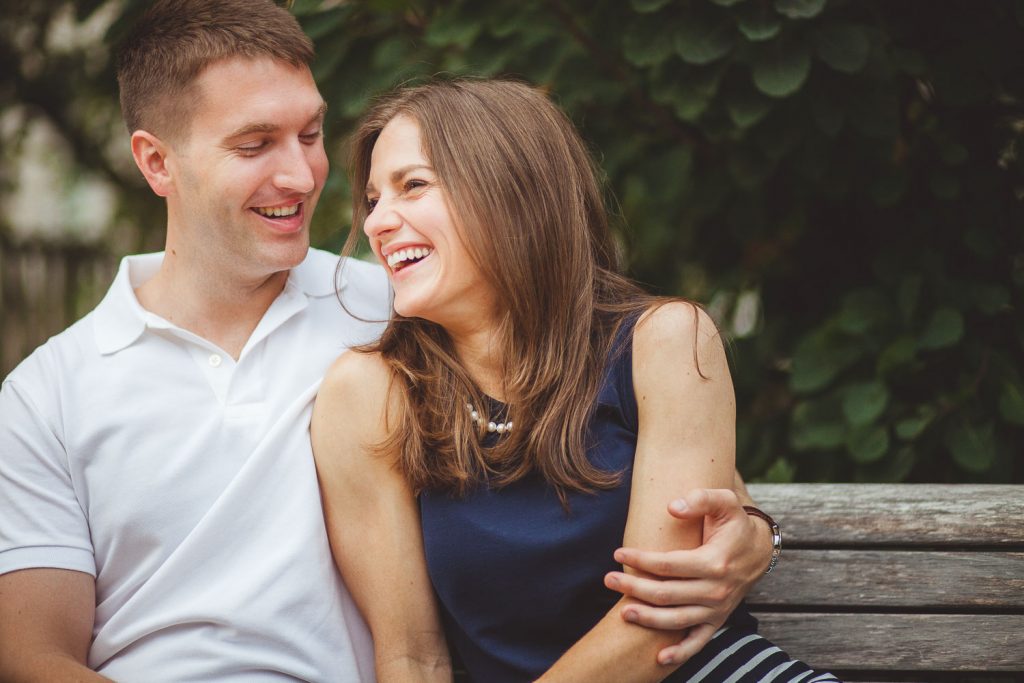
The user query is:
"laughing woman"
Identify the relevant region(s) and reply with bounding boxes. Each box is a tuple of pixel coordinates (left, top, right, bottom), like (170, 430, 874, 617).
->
(312, 80, 839, 683)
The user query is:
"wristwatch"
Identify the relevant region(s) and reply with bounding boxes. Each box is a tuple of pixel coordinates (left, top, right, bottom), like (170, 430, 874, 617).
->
(743, 505, 782, 574)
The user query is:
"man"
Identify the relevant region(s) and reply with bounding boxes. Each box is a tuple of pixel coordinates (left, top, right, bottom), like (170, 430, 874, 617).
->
(0, 1, 774, 679)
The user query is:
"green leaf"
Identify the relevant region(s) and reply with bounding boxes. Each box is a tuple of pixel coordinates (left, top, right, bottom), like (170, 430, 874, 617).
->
(790, 330, 864, 393)
(970, 284, 1010, 315)
(846, 424, 890, 463)
(843, 381, 889, 426)
(856, 446, 915, 483)
(940, 142, 969, 166)
(999, 382, 1024, 426)
(674, 8, 736, 65)
(791, 421, 846, 451)
(812, 24, 871, 74)
(623, 15, 676, 67)
(919, 307, 965, 350)
(838, 288, 891, 334)
(964, 228, 997, 258)
(632, 0, 673, 12)
(371, 35, 412, 70)
(811, 94, 845, 136)
(774, 0, 827, 20)
(897, 275, 923, 323)
(869, 166, 908, 207)
(299, 8, 348, 40)
(929, 172, 960, 200)
(948, 421, 996, 473)
(892, 48, 928, 76)
(735, 3, 783, 41)
(652, 63, 725, 122)
(877, 336, 918, 376)
(424, 7, 482, 48)
(751, 40, 812, 98)
(726, 85, 775, 128)
(790, 399, 846, 451)
(729, 147, 775, 189)
(895, 411, 933, 440)
(486, 4, 533, 38)
(763, 457, 796, 482)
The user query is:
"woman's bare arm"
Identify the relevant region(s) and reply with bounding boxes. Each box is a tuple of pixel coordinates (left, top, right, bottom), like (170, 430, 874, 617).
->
(537, 302, 736, 682)
(311, 351, 451, 683)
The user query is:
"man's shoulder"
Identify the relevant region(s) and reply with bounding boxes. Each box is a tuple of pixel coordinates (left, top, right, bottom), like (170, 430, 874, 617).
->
(3, 311, 98, 401)
(335, 251, 388, 286)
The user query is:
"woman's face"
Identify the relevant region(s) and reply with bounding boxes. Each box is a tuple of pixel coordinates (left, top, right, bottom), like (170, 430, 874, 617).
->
(363, 115, 497, 333)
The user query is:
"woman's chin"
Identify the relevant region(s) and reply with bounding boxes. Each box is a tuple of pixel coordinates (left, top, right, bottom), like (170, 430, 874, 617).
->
(393, 297, 428, 321)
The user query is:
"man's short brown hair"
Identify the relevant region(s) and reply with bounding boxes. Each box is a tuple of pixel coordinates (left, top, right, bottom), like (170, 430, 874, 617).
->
(116, 0, 314, 142)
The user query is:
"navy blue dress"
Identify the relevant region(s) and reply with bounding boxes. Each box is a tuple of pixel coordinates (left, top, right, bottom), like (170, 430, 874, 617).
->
(419, 316, 839, 683)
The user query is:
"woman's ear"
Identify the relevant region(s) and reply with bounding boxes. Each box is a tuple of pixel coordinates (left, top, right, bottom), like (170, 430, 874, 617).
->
(130, 130, 174, 197)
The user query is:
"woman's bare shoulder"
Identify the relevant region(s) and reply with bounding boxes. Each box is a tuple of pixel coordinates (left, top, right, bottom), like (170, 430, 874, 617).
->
(314, 349, 394, 438)
(634, 300, 724, 367)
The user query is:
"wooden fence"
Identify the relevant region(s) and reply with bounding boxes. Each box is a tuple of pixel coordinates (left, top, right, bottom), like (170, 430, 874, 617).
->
(0, 236, 118, 378)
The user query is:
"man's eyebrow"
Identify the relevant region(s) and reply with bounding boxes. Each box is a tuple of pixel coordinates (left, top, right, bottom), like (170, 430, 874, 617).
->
(224, 102, 328, 141)
(365, 164, 434, 193)
(310, 101, 328, 125)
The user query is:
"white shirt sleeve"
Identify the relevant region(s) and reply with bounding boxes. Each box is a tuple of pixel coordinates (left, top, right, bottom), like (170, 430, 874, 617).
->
(0, 378, 95, 577)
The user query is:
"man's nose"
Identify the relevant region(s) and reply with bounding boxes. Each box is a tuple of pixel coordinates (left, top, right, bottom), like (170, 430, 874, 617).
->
(273, 141, 317, 194)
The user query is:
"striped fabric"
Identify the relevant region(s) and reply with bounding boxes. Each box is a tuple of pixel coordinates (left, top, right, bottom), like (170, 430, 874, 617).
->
(672, 627, 843, 682)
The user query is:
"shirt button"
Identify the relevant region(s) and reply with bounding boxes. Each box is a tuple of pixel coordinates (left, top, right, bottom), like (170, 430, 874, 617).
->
(208, 354, 222, 368)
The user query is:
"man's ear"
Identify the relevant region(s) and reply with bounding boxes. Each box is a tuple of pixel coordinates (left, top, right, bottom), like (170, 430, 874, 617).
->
(130, 130, 175, 197)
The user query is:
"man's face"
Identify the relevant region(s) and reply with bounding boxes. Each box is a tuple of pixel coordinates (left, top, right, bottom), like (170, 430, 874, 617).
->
(165, 57, 328, 282)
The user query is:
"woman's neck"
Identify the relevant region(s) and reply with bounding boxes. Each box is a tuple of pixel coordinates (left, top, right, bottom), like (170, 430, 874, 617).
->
(449, 322, 507, 401)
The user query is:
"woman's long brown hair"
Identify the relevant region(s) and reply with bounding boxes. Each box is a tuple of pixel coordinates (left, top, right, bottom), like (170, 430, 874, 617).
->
(344, 79, 674, 505)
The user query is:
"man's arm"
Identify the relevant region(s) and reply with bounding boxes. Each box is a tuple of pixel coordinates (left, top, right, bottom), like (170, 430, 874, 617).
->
(604, 474, 775, 665)
(0, 568, 110, 681)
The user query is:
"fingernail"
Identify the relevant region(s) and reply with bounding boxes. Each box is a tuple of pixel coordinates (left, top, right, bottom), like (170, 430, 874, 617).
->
(660, 654, 676, 666)
(623, 609, 638, 623)
(613, 548, 625, 562)
(606, 574, 620, 588)
(670, 499, 689, 513)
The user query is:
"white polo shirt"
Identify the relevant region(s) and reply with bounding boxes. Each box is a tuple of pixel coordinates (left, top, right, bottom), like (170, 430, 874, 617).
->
(0, 249, 390, 681)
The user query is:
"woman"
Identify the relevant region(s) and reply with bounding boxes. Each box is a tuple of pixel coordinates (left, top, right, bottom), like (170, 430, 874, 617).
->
(312, 79, 838, 682)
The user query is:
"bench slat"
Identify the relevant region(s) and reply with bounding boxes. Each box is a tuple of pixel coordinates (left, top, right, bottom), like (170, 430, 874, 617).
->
(752, 612, 1024, 671)
(746, 484, 1024, 546)
(747, 549, 1024, 608)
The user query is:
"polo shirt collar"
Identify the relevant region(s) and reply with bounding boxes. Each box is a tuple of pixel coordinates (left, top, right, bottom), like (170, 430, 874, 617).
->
(92, 249, 346, 356)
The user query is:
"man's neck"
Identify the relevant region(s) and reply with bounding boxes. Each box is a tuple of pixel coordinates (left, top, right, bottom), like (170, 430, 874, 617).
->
(135, 250, 290, 360)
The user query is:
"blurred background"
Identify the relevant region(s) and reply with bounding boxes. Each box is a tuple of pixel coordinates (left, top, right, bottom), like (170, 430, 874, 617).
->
(1, 0, 1021, 483)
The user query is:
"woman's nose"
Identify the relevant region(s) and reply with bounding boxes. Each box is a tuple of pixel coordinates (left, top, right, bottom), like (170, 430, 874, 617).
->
(363, 196, 400, 240)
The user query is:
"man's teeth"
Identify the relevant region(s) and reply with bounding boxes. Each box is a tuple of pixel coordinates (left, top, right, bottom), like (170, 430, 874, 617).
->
(386, 247, 433, 270)
(255, 205, 299, 217)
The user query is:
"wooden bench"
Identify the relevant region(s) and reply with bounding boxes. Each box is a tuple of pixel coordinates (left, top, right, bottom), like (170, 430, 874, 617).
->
(746, 483, 1024, 681)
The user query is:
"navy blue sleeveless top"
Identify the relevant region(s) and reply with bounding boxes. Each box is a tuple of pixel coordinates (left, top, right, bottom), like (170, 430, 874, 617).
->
(419, 315, 753, 682)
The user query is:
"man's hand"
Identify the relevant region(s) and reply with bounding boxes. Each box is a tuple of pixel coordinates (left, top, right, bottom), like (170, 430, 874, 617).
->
(603, 488, 773, 665)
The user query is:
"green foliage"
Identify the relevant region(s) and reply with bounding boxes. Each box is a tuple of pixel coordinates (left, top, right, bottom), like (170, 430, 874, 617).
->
(297, 0, 1022, 484)
(4, 0, 1021, 483)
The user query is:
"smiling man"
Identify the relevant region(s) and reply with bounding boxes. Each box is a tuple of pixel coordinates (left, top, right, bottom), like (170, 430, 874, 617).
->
(0, 1, 388, 679)
(0, 1, 776, 680)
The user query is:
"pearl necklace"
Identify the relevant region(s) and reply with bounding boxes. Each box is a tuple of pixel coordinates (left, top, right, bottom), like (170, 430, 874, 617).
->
(465, 402, 513, 434)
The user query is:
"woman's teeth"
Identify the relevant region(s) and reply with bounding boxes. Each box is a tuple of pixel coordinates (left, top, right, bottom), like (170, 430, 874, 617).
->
(387, 247, 433, 271)
(255, 205, 299, 218)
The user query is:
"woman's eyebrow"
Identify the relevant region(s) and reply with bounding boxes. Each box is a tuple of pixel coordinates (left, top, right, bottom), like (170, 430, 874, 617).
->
(365, 164, 433, 193)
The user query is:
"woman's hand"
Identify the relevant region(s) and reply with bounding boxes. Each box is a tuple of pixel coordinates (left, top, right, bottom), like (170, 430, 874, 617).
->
(604, 487, 774, 665)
